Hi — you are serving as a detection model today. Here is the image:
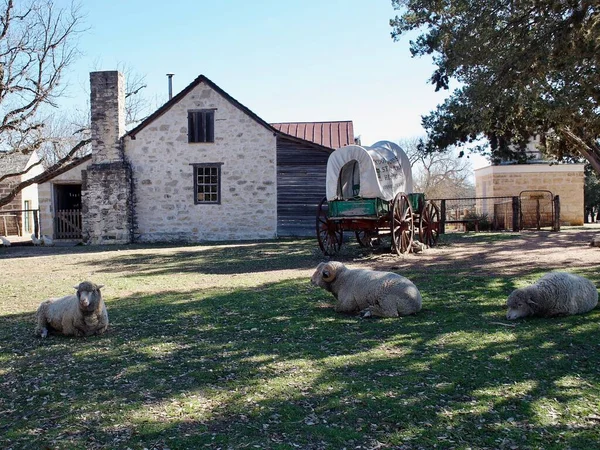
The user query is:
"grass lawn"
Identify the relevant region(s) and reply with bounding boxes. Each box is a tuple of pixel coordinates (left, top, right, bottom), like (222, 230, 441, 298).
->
(0, 234, 599, 449)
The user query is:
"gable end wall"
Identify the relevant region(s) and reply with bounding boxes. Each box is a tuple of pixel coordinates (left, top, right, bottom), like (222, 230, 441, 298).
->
(124, 82, 277, 242)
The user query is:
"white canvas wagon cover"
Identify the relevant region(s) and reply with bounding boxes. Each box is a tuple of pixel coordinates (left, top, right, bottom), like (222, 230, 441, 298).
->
(326, 140, 413, 201)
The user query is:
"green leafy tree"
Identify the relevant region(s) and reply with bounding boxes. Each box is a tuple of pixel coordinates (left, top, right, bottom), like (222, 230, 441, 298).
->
(390, 1, 600, 172)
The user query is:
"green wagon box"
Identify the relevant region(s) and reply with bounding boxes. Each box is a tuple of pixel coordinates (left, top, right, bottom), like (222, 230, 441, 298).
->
(328, 198, 389, 217)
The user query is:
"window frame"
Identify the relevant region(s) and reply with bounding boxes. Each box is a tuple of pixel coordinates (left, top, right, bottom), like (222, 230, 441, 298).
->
(192, 163, 223, 205)
(188, 109, 215, 143)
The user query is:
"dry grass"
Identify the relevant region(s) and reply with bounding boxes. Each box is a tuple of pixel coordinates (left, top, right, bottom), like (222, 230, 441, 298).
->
(1, 230, 599, 449)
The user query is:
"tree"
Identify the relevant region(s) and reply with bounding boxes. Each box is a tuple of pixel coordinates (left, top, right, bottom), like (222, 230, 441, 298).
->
(0, 1, 150, 208)
(0, 0, 87, 206)
(398, 137, 475, 199)
(390, 1, 600, 173)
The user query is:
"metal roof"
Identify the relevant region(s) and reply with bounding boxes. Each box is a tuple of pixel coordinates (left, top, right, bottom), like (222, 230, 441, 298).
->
(270, 121, 354, 149)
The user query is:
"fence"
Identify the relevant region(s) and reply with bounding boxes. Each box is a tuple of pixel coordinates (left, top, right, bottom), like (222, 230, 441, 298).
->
(55, 209, 82, 239)
(432, 194, 561, 233)
(431, 197, 520, 233)
(0, 209, 40, 237)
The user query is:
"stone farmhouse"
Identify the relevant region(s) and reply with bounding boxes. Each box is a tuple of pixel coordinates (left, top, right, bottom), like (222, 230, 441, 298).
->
(37, 71, 355, 244)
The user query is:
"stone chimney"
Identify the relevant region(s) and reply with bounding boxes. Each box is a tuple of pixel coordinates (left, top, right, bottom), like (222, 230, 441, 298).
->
(81, 70, 133, 245)
(90, 71, 125, 163)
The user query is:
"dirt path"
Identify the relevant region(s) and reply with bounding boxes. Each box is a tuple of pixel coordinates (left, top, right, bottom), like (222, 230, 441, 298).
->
(360, 225, 600, 277)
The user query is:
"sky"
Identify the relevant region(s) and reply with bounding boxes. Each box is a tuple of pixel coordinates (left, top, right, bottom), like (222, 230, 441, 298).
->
(54, 0, 489, 169)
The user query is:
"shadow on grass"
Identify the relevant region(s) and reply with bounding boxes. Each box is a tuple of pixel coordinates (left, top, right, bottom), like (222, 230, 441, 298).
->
(1, 271, 599, 449)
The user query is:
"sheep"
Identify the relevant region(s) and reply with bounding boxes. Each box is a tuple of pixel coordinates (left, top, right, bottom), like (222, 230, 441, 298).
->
(31, 234, 42, 246)
(41, 234, 54, 246)
(506, 272, 598, 320)
(311, 261, 422, 317)
(0, 236, 10, 247)
(35, 281, 108, 338)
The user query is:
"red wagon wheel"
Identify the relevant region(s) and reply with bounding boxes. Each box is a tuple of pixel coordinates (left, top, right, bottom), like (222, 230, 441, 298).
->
(419, 200, 440, 247)
(316, 197, 343, 256)
(391, 193, 414, 254)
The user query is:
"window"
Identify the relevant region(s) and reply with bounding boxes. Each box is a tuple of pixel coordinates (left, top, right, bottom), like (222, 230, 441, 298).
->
(188, 110, 215, 143)
(193, 163, 222, 204)
(23, 200, 31, 233)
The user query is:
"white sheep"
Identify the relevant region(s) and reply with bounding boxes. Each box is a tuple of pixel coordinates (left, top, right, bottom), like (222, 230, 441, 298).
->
(311, 261, 422, 317)
(35, 281, 109, 338)
(31, 234, 42, 246)
(41, 234, 54, 246)
(506, 272, 598, 320)
(0, 236, 10, 247)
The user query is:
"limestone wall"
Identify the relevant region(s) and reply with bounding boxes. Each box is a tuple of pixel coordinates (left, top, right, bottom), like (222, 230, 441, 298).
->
(475, 164, 585, 226)
(84, 71, 132, 244)
(82, 162, 132, 244)
(124, 81, 278, 242)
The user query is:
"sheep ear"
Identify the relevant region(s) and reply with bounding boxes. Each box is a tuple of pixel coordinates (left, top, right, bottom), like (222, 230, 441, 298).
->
(73, 285, 79, 290)
(322, 264, 336, 282)
(526, 292, 538, 305)
(97, 284, 104, 290)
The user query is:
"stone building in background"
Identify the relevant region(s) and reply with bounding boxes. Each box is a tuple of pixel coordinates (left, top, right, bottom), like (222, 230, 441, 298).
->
(474, 138, 585, 226)
(36, 71, 353, 244)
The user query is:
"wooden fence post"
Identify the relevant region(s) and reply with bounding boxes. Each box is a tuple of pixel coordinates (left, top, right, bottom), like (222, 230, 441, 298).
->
(33, 209, 40, 238)
(553, 195, 561, 232)
(512, 196, 520, 232)
(440, 199, 446, 234)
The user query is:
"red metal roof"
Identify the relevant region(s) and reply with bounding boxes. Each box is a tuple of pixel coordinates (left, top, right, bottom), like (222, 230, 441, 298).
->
(270, 121, 354, 149)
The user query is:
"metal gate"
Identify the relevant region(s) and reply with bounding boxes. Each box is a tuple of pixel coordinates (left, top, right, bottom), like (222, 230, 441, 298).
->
(519, 190, 555, 230)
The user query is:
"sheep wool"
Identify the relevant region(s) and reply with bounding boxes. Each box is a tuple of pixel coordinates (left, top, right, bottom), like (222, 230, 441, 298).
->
(311, 261, 422, 317)
(35, 281, 109, 338)
(506, 272, 598, 320)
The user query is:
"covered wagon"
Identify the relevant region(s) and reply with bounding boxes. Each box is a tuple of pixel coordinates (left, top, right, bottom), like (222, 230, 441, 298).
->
(316, 141, 439, 255)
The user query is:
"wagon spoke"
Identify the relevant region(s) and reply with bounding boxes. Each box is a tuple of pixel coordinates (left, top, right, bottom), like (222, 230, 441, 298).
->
(391, 194, 413, 254)
(316, 197, 343, 256)
(419, 201, 440, 247)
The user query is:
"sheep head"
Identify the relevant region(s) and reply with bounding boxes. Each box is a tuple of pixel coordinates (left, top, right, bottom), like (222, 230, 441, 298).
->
(506, 286, 538, 320)
(74, 281, 104, 313)
(311, 262, 344, 291)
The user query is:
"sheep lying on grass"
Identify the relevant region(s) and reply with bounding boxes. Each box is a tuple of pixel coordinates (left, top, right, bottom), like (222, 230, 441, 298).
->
(506, 272, 598, 320)
(311, 261, 422, 317)
(35, 282, 108, 338)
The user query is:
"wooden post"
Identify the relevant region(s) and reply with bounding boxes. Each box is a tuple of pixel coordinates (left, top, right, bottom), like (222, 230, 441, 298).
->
(512, 196, 520, 232)
(440, 199, 446, 234)
(553, 195, 561, 232)
(33, 209, 40, 238)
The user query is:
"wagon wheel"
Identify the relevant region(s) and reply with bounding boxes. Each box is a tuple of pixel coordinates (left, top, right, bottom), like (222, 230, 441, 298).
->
(355, 230, 380, 248)
(316, 197, 343, 256)
(391, 193, 413, 254)
(419, 200, 440, 247)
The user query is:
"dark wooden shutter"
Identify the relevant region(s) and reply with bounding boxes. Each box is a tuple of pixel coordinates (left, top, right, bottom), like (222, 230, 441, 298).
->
(187, 112, 195, 142)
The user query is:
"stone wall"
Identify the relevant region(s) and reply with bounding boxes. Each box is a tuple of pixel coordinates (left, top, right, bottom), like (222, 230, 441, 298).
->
(0, 182, 22, 235)
(124, 81, 277, 242)
(475, 164, 585, 226)
(81, 162, 132, 244)
(83, 71, 132, 244)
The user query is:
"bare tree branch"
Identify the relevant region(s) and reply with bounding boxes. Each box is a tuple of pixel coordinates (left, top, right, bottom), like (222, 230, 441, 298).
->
(0, 156, 43, 183)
